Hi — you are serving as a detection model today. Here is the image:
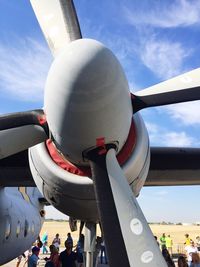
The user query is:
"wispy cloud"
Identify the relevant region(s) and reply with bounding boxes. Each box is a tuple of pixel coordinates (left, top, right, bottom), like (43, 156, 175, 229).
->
(138, 188, 169, 203)
(0, 38, 52, 102)
(123, 0, 200, 28)
(164, 101, 200, 125)
(146, 122, 197, 147)
(120, 1, 199, 81)
(161, 131, 196, 146)
(140, 38, 190, 79)
(155, 190, 168, 196)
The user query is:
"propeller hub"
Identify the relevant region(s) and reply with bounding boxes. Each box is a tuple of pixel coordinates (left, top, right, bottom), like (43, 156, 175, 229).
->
(44, 39, 133, 164)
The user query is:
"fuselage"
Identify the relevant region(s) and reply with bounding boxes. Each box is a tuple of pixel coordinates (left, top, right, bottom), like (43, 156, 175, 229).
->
(0, 187, 44, 264)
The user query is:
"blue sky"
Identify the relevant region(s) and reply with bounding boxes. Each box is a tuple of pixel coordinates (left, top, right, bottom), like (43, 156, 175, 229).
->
(1, 0, 200, 223)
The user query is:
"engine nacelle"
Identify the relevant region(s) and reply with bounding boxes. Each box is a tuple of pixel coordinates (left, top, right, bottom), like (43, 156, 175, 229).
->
(29, 113, 150, 222)
(29, 38, 150, 221)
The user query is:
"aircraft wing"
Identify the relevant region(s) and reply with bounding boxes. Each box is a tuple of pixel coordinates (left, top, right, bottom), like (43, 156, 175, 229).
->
(146, 147, 200, 186)
(1, 147, 200, 187)
(0, 150, 35, 187)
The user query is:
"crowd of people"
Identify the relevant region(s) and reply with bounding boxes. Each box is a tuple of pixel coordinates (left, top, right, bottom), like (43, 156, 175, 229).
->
(156, 233, 200, 267)
(16, 232, 107, 267)
(16, 231, 200, 267)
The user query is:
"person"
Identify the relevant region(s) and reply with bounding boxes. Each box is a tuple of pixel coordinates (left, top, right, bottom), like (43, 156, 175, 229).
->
(52, 233, 61, 252)
(36, 236, 43, 249)
(166, 235, 173, 256)
(100, 239, 108, 264)
(42, 241, 49, 255)
(22, 248, 32, 267)
(66, 232, 73, 247)
(28, 246, 40, 267)
(185, 241, 198, 267)
(160, 233, 166, 249)
(178, 255, 188, 267)
(44, 262, 54, 267)
(185, 234, 192, 246)
(195, 236, 200, 251)
(75, 234, 84, 267)
(59, 241, 77, 267)
(95, 236, 102, 265)
(44, 245, 60, 267)
(42, 232, 49, 254)
(154, 236, 160, 247)
(162, 248, 175, 267)
(16, 254, 26, 267)
(190, 252, 200, 267)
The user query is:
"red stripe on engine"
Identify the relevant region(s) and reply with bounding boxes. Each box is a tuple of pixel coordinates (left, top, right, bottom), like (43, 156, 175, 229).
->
(38, 115, 47, 125)
(96, 137, 107, 155)
(117, 121, 136, 165)
(46, 119, 136, 176)
(46, 139, 92, 177)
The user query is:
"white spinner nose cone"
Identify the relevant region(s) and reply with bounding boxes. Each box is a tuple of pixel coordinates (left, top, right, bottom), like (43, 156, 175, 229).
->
(44, 39, 132, 164)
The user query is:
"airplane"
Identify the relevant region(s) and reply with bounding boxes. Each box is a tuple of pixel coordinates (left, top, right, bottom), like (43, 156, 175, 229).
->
(1, 0, 200, 266)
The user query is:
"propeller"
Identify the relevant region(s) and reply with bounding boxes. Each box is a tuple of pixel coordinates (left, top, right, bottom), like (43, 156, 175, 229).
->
(87, 146, 167, 267)
(132, 68, 200, 113)
(30, 0, 82, 57)
(0, 0, 83, 159)
(0, 110, 48, 159)
(2, 0, 200, 266)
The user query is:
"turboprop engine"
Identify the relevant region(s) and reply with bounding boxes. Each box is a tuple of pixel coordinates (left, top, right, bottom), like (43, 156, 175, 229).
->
(29, 39, 150, 221)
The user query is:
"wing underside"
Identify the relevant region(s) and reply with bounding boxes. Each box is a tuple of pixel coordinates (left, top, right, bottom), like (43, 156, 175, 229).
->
(0, 150, 35, 187)
(146, 147, 200, 186)
(1, 147, 200, 187)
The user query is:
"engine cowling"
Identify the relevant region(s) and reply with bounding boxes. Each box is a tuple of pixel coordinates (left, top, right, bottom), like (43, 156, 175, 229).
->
(29, 113, 149, 222)
(29, 39, 150, 221)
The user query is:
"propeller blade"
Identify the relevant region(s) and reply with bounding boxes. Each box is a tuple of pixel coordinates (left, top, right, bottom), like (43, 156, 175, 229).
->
(132, 68, 200, 113)
(0, 110, 48, 159)
(30, 0, 82, 57)
(87, 146, 167, 267)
